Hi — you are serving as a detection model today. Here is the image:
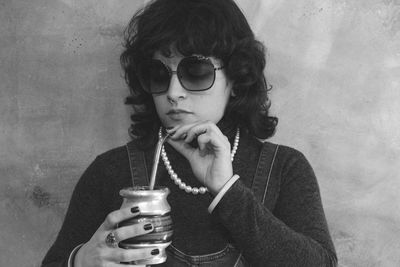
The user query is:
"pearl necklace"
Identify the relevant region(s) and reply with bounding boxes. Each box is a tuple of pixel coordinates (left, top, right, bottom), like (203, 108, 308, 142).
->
(158, 127, 240, 195)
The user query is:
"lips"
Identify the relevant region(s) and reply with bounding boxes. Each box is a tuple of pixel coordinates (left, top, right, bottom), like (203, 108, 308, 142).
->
(166, 109, 193, 115)
(166, 109, 193, 121)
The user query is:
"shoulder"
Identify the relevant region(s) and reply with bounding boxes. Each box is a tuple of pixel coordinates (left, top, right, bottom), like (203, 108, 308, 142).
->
(240, 134, 310, 167)
(262, 142, 318, 187)
(95, 140, 148, 161)
(86, 143, 134, 178)
(82, 145, 126, 176)
(271, 142, 308, 162)
(262, 141, 314, 175)
(260, 141, 308, 161)
(96, 143, 129, 163)
(77, 144, 127, 179)
(79, 142, 144, 187)
(93, 141, 151, 170)
(71, 144, 130, 193)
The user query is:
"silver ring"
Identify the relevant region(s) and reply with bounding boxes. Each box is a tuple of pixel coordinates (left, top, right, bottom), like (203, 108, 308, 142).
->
(105, 232, 118, 248)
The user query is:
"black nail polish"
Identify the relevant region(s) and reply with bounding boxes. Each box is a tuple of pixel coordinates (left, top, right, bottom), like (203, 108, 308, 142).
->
(151, 249, 159, 255)
(131, 206, 139, 213)
(144, 223, 153, 231)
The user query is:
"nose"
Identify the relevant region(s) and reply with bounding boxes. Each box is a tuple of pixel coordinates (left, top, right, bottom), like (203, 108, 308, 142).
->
(166, 71, 187, 103)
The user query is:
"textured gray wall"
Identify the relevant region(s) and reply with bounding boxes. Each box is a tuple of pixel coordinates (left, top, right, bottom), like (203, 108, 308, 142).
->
(1, 0, 399, 266)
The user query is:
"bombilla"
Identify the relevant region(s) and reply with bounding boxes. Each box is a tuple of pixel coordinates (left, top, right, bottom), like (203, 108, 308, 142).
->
(149, 132, 170, 190)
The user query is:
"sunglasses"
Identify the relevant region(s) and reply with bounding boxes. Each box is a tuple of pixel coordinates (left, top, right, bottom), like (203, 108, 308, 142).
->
(136, 55, 224, 94)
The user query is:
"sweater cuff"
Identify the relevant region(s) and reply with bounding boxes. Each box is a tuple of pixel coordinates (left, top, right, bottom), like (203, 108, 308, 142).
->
(208, 174, 240, 214)
(68, 244, 84, 267)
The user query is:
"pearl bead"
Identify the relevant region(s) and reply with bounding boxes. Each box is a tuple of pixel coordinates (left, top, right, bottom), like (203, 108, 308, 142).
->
(199, 187, 207, 194)
(185, 186, 192, 193)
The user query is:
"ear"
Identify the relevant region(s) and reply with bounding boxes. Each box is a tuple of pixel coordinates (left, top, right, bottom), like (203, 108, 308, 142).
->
(227, 80, 235, 97)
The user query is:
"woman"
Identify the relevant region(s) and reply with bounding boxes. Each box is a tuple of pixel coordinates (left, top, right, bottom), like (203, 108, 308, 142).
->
(42, 0, 337, 266)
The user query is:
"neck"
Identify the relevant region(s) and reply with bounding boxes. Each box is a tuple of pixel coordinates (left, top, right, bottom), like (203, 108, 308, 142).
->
(216, 115, 238, 139)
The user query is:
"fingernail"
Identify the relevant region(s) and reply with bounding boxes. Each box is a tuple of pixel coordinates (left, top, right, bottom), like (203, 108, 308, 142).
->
(144, 223, 153, 231)
(151, 249, 159, 255)
(131, 206, 140, 213)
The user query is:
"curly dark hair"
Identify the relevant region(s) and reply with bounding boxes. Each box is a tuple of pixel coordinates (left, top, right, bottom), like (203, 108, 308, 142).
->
(120, 0, 277, 148)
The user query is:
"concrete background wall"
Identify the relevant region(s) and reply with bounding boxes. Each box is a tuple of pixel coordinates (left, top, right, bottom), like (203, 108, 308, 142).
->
(0, 0, 399, 266)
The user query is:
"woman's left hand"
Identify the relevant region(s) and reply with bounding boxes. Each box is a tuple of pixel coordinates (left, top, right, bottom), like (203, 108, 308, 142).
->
(166, 121, 233, 195)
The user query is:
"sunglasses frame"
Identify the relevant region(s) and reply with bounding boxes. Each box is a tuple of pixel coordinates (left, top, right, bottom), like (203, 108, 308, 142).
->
(138, 55, 224, 94)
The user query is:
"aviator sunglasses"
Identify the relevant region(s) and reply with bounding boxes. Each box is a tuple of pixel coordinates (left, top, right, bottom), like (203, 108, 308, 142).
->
(137, 55, 224, 94)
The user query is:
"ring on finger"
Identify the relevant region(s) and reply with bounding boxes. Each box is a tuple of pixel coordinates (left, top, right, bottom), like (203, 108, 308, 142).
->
(105, 231, 118, 248)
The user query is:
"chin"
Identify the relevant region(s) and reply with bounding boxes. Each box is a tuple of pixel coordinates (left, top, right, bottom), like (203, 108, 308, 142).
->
(162, 118, 196, 128)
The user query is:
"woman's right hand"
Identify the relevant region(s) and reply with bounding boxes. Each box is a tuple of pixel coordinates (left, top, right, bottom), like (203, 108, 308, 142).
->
(74, 206, 157, 267)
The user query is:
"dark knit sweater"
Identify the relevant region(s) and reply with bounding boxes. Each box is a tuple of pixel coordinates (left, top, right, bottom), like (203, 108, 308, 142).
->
(42, 128, 337, 266)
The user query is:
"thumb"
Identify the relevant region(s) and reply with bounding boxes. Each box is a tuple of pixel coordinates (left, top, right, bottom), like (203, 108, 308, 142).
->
(167, 139, 195, 160)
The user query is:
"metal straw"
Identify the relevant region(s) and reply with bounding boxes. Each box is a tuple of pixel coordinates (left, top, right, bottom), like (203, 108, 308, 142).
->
(149, 132, 170, 190)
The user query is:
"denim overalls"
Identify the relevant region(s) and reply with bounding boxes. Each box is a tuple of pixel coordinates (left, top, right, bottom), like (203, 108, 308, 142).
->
(126, 141, 279, 266)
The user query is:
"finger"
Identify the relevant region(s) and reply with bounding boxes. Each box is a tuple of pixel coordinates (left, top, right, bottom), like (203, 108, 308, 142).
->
(185, 122, 227, 143)
(110, 247, 161, 264)
(168, 122, 199, 140)
(167, 138, 195, 160)
(166, 124, 179, 133)
(102, 206, 141, 230)
(106, 261, 146, 267)
(170, 121, 215, 143)
(196, 129, 231, 155)
(198, 134, 208, 157)
(112, 222, 154, 243)
(183, 125, 208, 144)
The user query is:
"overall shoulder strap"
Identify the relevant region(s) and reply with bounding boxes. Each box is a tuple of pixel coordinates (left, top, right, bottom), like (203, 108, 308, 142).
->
(234, 142, 280, 264)
(126, 141, 149, 186)
(251, 142, 279, 204)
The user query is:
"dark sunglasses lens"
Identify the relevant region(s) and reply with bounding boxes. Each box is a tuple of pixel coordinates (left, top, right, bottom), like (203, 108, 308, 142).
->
(179, 57, 215, 91)
(139, 60, 170, 93)
(149, 60, 171, 93)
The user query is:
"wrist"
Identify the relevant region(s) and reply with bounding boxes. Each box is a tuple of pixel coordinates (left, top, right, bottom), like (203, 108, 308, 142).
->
(208, 174, 240, 213)
(207, 172, 233, 195)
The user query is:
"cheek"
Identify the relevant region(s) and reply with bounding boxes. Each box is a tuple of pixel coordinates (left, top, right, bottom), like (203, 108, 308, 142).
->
(152, 97, 168, 123)
(152, 96, 165, 112)
(201, 90, 231, 118)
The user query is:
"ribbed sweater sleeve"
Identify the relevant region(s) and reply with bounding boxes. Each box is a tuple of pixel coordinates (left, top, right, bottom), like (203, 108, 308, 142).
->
(213, 147, 338, 267)
(41, 156, 109, 266)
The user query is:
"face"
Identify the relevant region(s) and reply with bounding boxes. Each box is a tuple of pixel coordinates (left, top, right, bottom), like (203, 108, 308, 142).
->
(151, 51, 233, 128)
